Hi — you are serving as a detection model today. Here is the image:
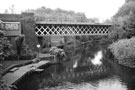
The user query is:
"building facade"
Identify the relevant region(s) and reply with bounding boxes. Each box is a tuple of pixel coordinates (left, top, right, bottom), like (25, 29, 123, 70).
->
(0, 13, 38, 51)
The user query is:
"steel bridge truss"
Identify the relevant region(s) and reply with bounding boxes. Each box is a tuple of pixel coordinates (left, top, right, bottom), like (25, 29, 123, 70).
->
(35, 23, 111, 36)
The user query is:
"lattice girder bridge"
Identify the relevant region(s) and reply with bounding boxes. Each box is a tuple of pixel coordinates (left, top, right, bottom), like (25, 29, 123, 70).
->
(35, 23, 111, 36)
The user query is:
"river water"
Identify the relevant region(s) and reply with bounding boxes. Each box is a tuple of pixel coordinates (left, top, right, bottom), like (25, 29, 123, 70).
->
(16, 58, 135, 90)
(14, 46, 135, 90)
(42, 77, 127, 90)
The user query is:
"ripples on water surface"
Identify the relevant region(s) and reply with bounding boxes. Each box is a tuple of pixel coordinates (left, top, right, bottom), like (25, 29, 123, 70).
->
(16, 51, 135, 90)
(41, 76, 127, 90)
(16, 60, 135, 90)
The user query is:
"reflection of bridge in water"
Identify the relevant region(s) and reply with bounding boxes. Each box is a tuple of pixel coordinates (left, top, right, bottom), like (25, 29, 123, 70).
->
(35, 22, 111, 36)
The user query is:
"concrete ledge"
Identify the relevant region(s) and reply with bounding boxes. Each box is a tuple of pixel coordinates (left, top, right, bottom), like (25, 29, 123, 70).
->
(2, 58, 39, 76)
(2, 60, 51, 86)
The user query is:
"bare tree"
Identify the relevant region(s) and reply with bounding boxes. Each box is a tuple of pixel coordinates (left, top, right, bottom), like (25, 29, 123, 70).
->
(9, 4, 15, 14)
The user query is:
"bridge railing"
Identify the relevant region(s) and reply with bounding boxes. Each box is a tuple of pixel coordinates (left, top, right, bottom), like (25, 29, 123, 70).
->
(35, 23, 111, 36)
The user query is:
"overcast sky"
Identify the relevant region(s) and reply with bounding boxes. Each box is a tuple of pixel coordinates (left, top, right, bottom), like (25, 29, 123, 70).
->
(0, 0, 125, 21)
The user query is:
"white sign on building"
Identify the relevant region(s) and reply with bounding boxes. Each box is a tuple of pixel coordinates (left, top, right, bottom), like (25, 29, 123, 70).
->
(0, 22, 21, 36)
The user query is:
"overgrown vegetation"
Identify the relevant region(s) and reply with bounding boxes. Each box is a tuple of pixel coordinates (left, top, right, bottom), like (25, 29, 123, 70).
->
(15, 35, 36, 60)
(108, 37, 135, 67)
(0, 64, 9, 90)
(109, 37, 135, 60)
(25, 7, 99, 23)
(0, 32, 12, 60)
(107, 0, 135, 67)
(109, 0, 135, 41)
(0, 31, 36, 61)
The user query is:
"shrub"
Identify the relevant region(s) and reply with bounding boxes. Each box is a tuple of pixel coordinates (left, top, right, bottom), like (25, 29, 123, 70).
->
(15, 36, 37, 60)
(4, 44, 37, 60)
(109, 37, 135, 60)
(0, 64, 9, 90)
(49, 46, 66, 62)
(0, 33, 12, 60)
(4, 50, 18, 60)
(19, 44, 37, 60)
(108, 37, 135, 67)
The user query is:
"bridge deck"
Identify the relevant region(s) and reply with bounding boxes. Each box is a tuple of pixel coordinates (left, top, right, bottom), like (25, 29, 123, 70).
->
(36, 21, 111, 25)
